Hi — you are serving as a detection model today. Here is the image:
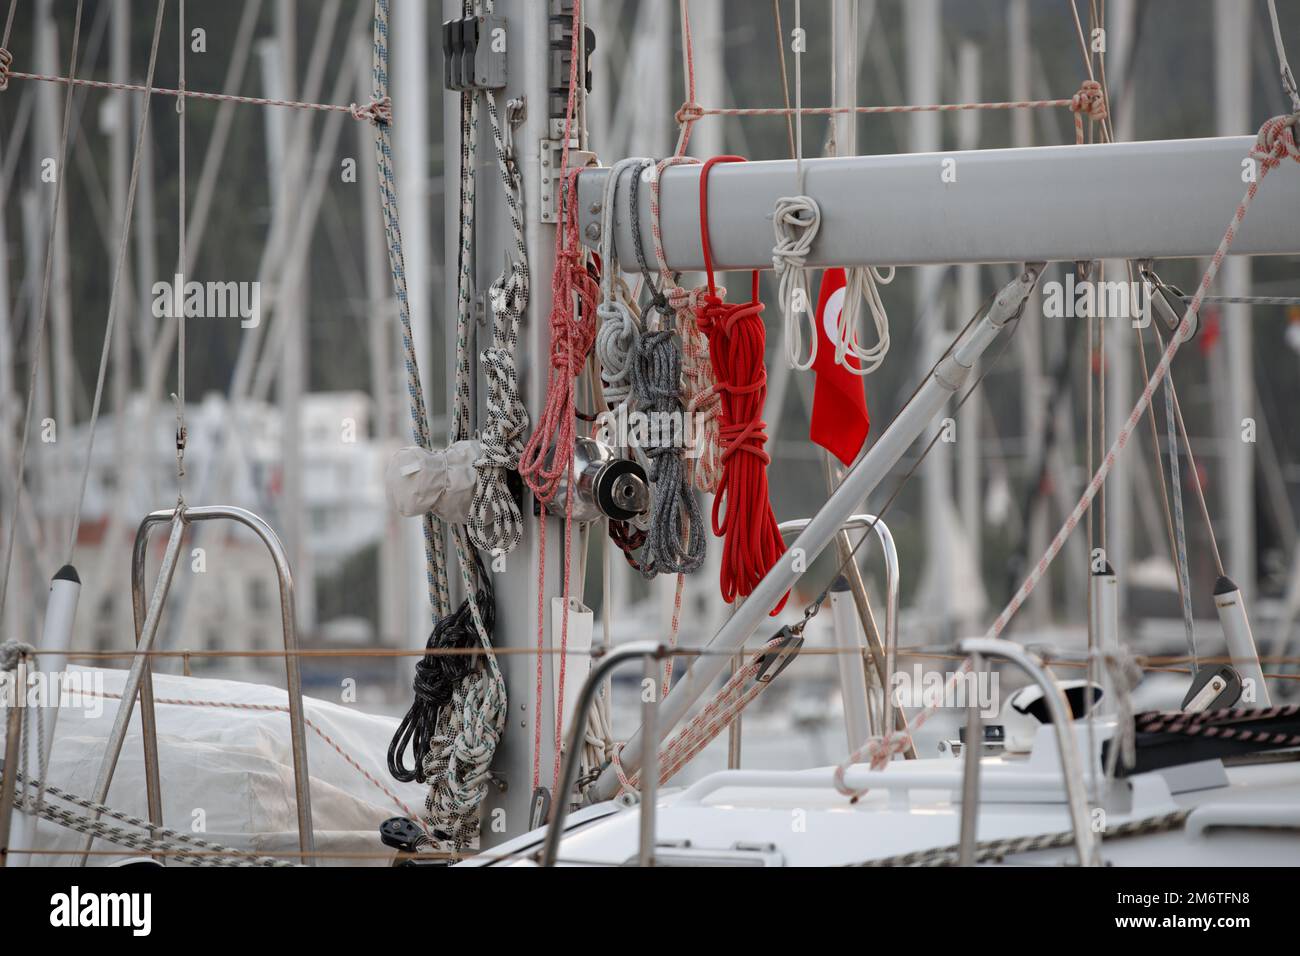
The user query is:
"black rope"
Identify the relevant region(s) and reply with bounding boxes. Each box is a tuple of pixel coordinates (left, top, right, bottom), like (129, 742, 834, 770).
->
(387, 556, 496, 784)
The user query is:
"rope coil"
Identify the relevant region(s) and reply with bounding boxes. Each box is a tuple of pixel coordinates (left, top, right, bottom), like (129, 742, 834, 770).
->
(624, 158, 706, 577)
(695, 156, 787, 608)
(648, 157, 722, 491)
(387, 576, 493, 784)
(772, 194, 822, 370)
(631, 328, 706, 576)
(837, 266, 895, 376)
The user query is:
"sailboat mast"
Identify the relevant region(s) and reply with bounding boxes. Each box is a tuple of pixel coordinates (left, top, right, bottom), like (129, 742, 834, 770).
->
(439, 0, 586, 846)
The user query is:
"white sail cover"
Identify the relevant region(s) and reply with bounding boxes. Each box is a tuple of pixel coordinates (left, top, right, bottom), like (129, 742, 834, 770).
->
(24, 666, 426, 866)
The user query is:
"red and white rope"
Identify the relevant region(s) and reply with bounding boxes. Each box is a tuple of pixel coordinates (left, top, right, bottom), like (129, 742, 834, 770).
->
(516, 0, 595, 797)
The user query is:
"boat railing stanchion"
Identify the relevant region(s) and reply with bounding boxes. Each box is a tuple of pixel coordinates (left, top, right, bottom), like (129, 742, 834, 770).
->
(78, 506, 187, 866)
(726, 600, 743, 770)
(0, 651, 29, 868)
(131, 509, 174, 855)
(958, 637, 1099, 867)
(778, 515, 914, 757)
(91, 504, 317, 865)
(957, 651, 984, 866)
(639, 652, 659, 867)
(540, 641, 668, 867)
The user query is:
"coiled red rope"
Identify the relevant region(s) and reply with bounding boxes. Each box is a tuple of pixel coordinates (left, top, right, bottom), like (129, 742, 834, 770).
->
(694, 156, 787, 612)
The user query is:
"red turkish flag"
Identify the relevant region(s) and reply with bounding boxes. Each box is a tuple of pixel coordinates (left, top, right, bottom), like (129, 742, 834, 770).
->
(809, 269, 870, 467)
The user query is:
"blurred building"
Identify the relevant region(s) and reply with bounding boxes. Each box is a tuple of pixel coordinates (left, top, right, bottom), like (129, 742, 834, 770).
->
(35, 392, 392, 684)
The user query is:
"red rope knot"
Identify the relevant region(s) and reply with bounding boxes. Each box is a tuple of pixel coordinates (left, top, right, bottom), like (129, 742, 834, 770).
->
(1070, 79, 1106, 124)
(675, 101, 704, 126)
(1252, 113, 1300, 168)
(0, 48, 12, 92)
(550, 313, 595, 377)
(350, 95, 392, 125)
(666, 286, 693, 313)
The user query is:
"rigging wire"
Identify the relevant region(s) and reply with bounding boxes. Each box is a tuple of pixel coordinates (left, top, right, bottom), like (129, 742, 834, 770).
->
(789, 286, 1006, 637)
(1266, 0, 1300, 114)
(65, 0, 168, 563)
(1163, 358, 1198, 665)
(0, 0, 85, 614)
(176, 0, 187, 491)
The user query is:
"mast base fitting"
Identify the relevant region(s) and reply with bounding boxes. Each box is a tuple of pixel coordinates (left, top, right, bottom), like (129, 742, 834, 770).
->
(535, 437, 649, 523)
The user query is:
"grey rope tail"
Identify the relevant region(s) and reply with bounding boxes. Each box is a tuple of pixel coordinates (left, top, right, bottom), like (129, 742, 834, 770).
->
(627, 160, 705, 576)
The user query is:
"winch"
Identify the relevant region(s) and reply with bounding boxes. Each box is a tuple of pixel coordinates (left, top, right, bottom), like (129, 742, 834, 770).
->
(541, 437, 649, 523)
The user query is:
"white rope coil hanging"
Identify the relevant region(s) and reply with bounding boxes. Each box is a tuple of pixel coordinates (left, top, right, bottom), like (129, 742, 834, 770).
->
(772, 193, 822, 370)
(837, 265, 894, 376)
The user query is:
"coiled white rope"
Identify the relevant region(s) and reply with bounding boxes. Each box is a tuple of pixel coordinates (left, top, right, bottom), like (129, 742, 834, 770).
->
(838, 265, 895, 375)
(595, 158, 651, 410)
(772, 2, 823, 371)
(772, 193, 822, 370)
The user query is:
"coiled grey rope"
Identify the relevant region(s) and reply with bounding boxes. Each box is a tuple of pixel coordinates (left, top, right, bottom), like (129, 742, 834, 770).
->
(595, 159, 652, 412)
(631, 331, 706, 575)
(627, 162, 705, 576)
(0, 638, 31, 672)
(595, 301, 640, 409)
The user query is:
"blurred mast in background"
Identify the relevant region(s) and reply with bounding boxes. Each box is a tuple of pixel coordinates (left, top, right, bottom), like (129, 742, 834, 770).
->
(1215, 0, 1255, 604)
